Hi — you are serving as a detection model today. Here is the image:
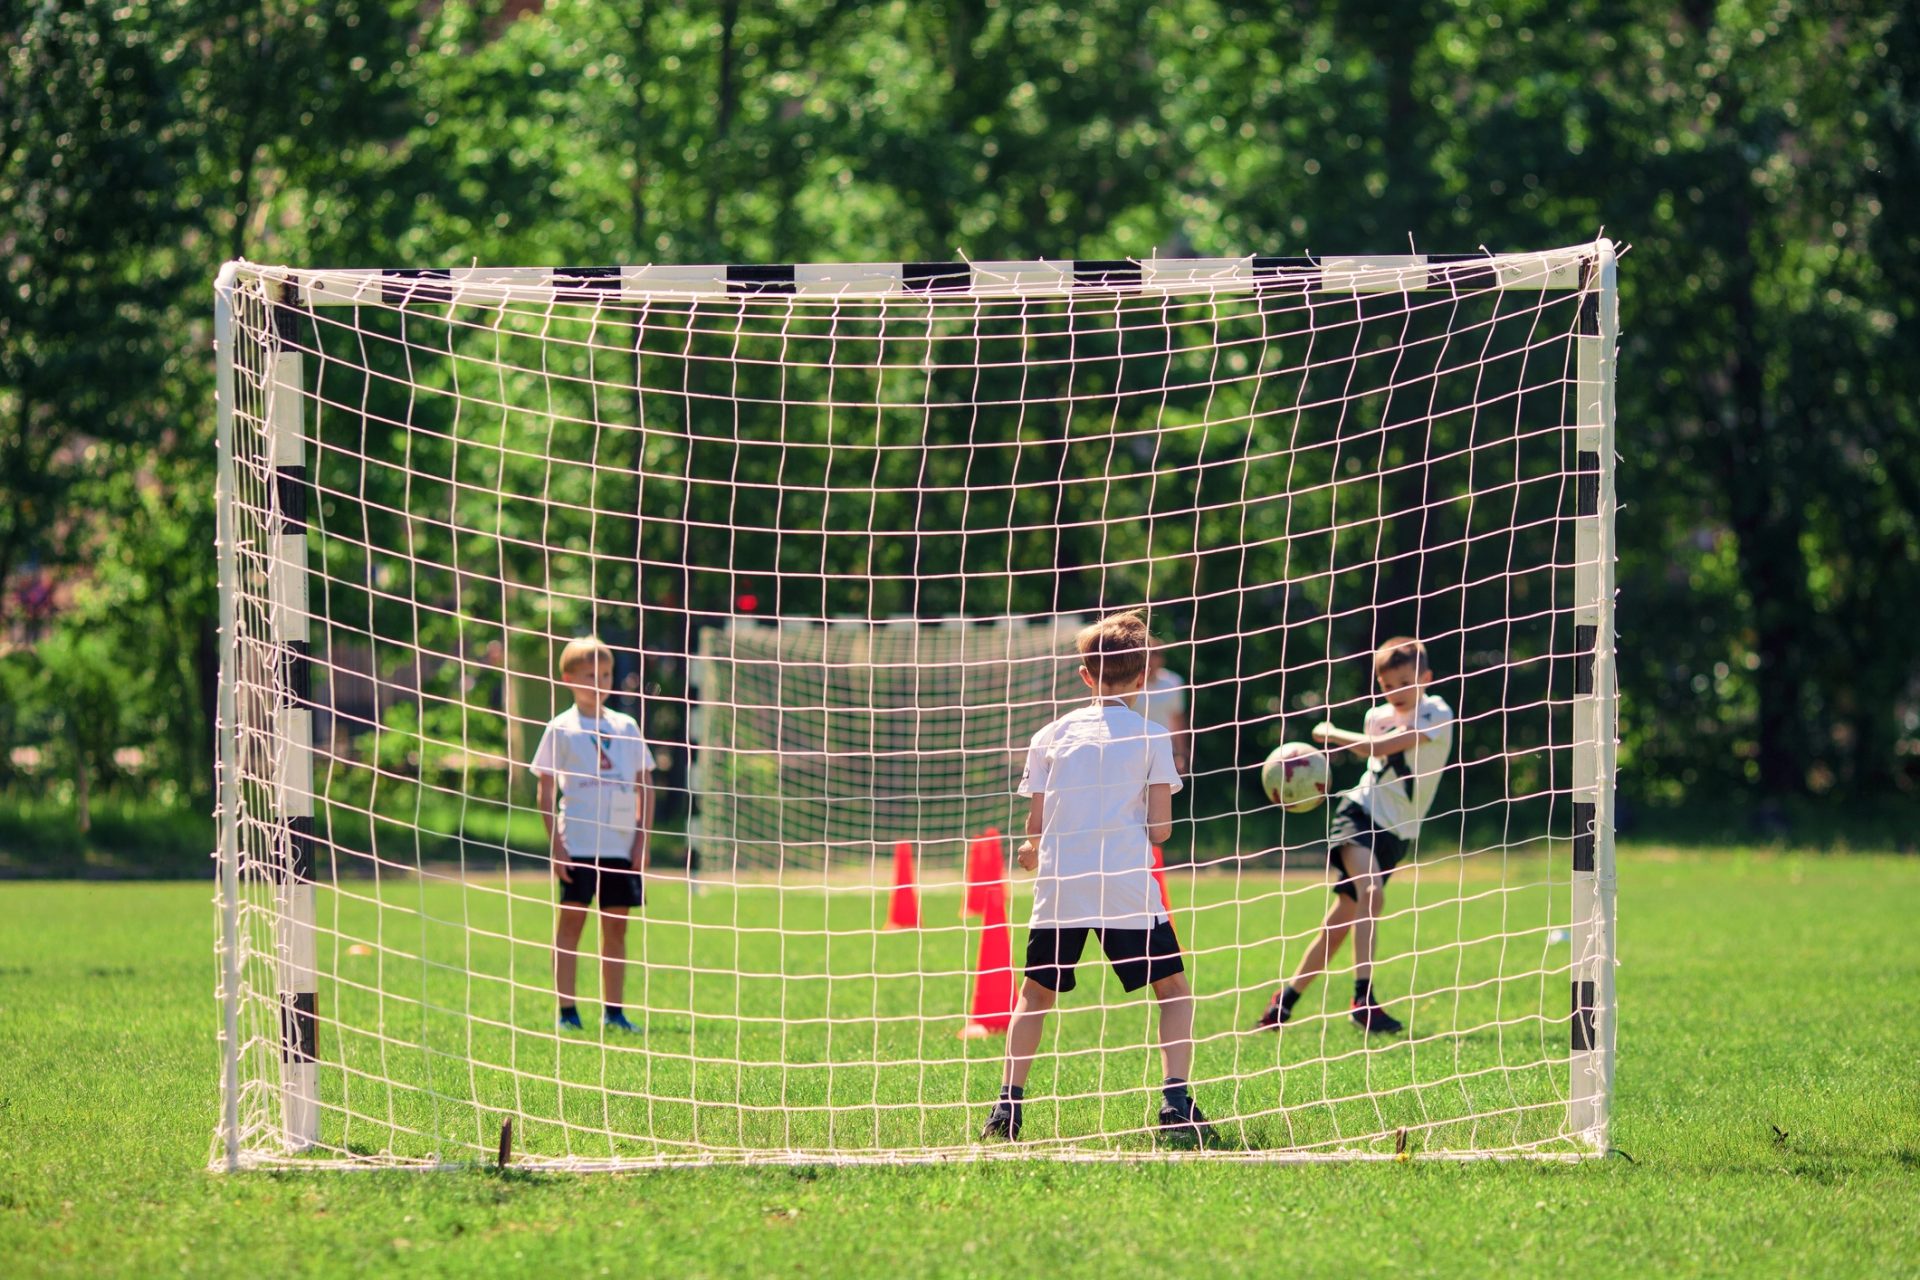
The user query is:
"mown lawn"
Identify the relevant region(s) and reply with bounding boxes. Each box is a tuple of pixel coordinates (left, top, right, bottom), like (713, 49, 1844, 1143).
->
(1, 849, 1916, 1277)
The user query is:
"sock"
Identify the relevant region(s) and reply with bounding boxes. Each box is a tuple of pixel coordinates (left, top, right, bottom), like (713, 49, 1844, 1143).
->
(998, 1084, 1025, 1105)
(1279, 985, 1302, 1013)
(1354, 977, 1374, 1006)
(1162, 1077, 1191, 1111)
(559, 1003, 580, 1020)
(604, 1004, 623, 1020)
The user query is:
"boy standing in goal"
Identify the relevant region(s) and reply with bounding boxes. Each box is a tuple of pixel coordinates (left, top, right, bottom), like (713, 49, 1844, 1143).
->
(1255, 638, 1454, 1035)
(982, 611, 1214, 1146)
(530, 636, 655, 1035)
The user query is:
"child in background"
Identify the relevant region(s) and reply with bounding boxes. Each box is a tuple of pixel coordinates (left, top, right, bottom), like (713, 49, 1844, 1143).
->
(531, 636, 654, 1035)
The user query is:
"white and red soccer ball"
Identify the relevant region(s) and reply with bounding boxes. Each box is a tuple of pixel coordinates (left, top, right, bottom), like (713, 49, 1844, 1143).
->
(1261, 741, 1328, 813)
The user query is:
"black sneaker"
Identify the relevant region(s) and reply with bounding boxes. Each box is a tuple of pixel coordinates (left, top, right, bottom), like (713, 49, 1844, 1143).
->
(1350, 999, 1405, 1035)
(979, 1102, 1022, 1142)
(1156, 1098, 1216, 1148)
(1253, 989, 1293, 1031)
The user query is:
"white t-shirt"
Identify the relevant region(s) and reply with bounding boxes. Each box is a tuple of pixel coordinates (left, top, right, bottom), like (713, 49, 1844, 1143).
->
(1134, 667, 1187, 733)
(1344, 693, 1453, 841)
(1017, 699, 1183, 929)
(530, 705, 652, 862)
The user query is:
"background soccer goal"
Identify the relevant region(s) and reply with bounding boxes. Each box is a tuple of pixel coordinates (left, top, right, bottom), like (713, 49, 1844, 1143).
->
(213, 242, 1617, 1168)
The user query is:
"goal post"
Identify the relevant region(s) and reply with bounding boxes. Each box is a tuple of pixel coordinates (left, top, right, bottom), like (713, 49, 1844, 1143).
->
(213, 243, 1619, 1168)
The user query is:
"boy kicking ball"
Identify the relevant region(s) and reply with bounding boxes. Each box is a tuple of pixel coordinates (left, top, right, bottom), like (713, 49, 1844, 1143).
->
(981, 611, 1214, 1147)
(531, 636, 654, 1036)
(1255, 637, 1453, 1036)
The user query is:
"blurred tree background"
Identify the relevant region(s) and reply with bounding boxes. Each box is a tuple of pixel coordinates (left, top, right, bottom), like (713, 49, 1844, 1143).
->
(2, 0, 1915, 867)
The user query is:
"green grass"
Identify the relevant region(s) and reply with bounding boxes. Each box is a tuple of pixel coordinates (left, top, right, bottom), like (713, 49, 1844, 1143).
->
(3, 850, 1917, 1277)
(228, 856, 1580, 1163)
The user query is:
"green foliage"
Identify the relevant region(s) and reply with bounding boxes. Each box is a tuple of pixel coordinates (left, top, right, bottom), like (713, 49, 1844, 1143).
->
(3, 0, 1918, 825)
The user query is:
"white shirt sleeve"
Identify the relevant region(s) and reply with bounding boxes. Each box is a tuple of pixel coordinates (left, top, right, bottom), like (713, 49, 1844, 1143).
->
(1147, 727, 1184, 794)
(530, 721, 559, 779)
(1018, 726, 1052, 797)
(1417, 698, 1454, 742)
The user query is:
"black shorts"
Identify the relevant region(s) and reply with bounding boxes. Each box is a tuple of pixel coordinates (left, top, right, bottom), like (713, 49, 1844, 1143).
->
(1023, 919, 1184, 994)
(558, 860, 644, 910)
(1325, 800, 1407, 900)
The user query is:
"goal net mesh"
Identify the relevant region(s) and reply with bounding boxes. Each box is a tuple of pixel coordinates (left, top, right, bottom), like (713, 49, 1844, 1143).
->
(215, 244, 1617, 1168)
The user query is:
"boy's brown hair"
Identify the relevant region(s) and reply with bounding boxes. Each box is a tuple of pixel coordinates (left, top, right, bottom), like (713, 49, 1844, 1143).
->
(557, 635, 614, 678)
(1373, 636, 1430, 678)
(1077, 611, 1151, 689)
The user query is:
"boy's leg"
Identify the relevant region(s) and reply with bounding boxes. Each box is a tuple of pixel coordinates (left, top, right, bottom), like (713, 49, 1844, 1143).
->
(1150, 971, 1195, 1081)
(1003, 978, 1058, 1089)
(554, 903, 590, 1005)
(1337, 843, 1403, 1032)
(1338, 841, 1386, 986)
(1288, 886, 1359, 995)
(1254, 863, 1359, 1030)
(1149, 965, 1213, 1144)
(599, 906, 629, 1009)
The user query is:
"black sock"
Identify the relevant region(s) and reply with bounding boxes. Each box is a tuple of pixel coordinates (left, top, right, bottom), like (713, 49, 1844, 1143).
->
(559, 1003, 579, 1020)
(1354, 978, 1374, 1006)
(604, 1004, 623, 1020)
(1279, 985, 1302, 1013)
(998, 1084, 1025, 1104)
(1162, 1077, 1191, 1111)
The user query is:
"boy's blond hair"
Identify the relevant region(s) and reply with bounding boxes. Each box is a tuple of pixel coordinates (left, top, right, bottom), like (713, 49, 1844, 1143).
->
(557, 635, 614, 678)
(1373, 636, 1430, 677)
(1077, 611, 1151, 689)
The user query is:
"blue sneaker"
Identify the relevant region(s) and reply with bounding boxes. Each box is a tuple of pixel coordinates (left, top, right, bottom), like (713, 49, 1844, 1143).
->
(557, 1008, 585, 1032)
(604, 1011, 641, 1035)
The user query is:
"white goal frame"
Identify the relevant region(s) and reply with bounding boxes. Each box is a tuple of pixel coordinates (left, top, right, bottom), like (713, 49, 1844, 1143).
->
(213, 244, 1617, 1169)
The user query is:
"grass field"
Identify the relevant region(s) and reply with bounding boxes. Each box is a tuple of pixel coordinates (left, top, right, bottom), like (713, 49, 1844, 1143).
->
(3, 849, 1917, 1277)
(222, 852, 1582, 1165)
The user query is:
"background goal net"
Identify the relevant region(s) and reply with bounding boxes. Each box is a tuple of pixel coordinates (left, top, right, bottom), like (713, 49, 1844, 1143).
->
(214, 243, 1617, 1168)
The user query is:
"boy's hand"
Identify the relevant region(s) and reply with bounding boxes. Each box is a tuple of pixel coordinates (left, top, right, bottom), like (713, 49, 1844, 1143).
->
(1310, 720, 1340, 744)
(1016, 839, 1038, 872)
(551, 834, 573, 884)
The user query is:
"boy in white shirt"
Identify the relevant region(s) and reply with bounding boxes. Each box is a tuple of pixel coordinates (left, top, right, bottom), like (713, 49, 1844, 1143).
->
(530, 636, 654, 1034)
(1254, 637, 1454, 1035)
(981, 611, 1213, 1146)
(1135, 641, 1192, 774)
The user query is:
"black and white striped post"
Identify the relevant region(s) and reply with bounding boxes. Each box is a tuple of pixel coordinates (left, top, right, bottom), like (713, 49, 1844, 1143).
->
(1569, 243, 1620, 1148)
(266, 274, 321, 1151)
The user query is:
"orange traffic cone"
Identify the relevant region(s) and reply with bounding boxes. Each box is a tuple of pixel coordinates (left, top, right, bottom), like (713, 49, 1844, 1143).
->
(1150, 844, 1173, 918)
(962, 827, 1004, 918)
(958, 878, 1015, 1038)
(885, 841, 920, 929)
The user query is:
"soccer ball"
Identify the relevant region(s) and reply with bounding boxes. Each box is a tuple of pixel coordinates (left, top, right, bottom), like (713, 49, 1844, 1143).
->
(1261, 741, 1328, 813)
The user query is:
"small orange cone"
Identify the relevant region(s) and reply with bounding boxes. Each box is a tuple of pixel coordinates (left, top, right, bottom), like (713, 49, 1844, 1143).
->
(962, 827, 1004, 918)
(958, 878, 1015, 1038)
(885, 841, 920, 929)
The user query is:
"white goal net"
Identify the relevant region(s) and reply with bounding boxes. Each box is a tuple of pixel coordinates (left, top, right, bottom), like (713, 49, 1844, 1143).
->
(214, 243, 1617, 1168)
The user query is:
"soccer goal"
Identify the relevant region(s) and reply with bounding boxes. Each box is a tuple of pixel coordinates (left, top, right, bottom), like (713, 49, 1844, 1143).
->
(213, 243, 1617, 1168)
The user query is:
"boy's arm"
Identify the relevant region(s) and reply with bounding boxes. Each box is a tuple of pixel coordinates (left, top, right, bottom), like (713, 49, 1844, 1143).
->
(627, 759, 654, 862)
(536, 772, 571, 883)
(1145, 783, 1173, 845)
(1015, 794, 1044, 871)
(1311, 721, 1429, 759)
(1171, 709, 1192, 774)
